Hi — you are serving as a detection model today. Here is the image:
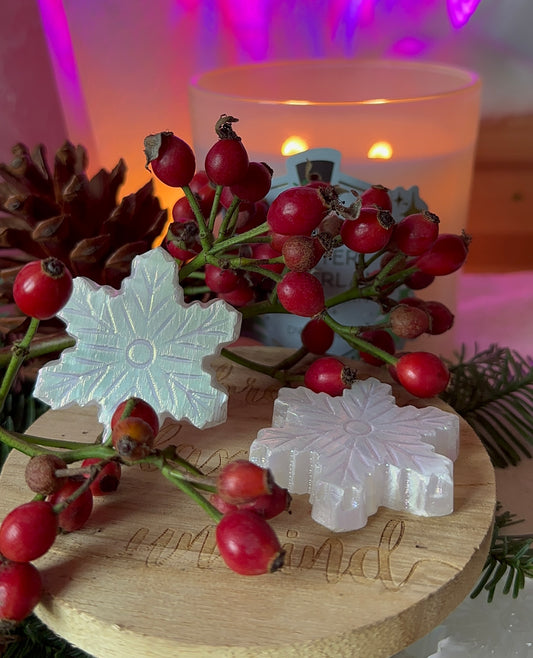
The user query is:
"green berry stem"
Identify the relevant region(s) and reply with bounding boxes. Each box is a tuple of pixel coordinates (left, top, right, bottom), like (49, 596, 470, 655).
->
(208, 184, 224, 232)
(234, 297, 285, 319)
(215, 195, 241, 242)
(0, 425, 54, 458)
(324, 284, 364, 309)
(219, 346, 306, 384)
(0, 334, 76, 368)
(119, 398, 137, 422)
(182, 285, 211, 296)
(158, 445, 205, 477)
(226, 258, 284, 283)
(51, 468, 98, 515)
(355, 252, 367, 280)
(377, 265, 419, 288)
(51, 445, 116, 464)
(210, 221, 270, 255)
(322, 312, 399, 366)
(0, 317, 40, 415)
(161, 463, 222, 523)
(181, 185, 213, 250)
(362, 249, 386, 270)
(178, 251, 208, 281)
(10, 431, 93, 451)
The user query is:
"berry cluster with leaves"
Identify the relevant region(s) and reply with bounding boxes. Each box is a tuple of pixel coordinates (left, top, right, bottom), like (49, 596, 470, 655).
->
(145, 114, 469, 401)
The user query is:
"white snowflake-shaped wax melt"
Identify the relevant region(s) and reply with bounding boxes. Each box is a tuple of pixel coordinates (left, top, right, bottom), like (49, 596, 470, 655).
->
(34, 247, 241, 432)
(249, 378, 460, 532)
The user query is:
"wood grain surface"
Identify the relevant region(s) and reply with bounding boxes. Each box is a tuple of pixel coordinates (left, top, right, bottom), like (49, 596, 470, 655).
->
(0, 348, 496, 657)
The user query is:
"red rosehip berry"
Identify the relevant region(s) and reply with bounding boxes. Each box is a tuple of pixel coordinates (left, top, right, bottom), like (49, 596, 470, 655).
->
(205, 264, 241, 293)
(399, 296, 425, 309)
(216, 509, 285, 575)
(144, 131, 196, 188)
(219, 277, 254, 307)
(340, 207, 395, 254)
(47, 479, 94, 532)
(205, 138, 249, 186)
(240, 483, 292, 520)
(267, 187, 328, 236)
(172, 191, 213, 222)
(415, 233, 470, 276)
(361, 184, 392, 211)
(282, 235, 325, 272)
(0, 559, 42, 622)
(209, 493, 240, 516)
(165, 220, 201, 261)
(269, 231, 291, 253)
(111, 416, 155, 462)
(230, 162, 272, 202)
(276, 271, 325, 317)
(423, 300, 455, 335)
(395, 352, 450, 398)
(404, 270, 435, 290)
(0, 501, 58, 562)
(81, 458, 122, 496)
(111, 398, 160, 436)
(357, 329, 396, 366)
(188, 170, 210, 193)
(217, 459, 273, 505)
(235, 199, 269, 234)
(393, 211, 440, 256)
(301, 317, 335, 354)
(304, 356, 357, 396)
(13, 258, 73, 320)
(250, 243, 285, 274)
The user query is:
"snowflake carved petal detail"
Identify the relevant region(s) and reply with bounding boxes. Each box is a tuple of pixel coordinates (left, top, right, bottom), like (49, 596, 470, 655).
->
(249, 378, 460, 532)
(34, 247, 241, 432)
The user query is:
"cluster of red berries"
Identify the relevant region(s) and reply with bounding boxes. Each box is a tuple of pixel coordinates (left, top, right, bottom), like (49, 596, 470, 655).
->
(0, 392, 291, 624)
(145, 115, 470, 399)
(0, 454, 117, 623)
(1, 113, 472, 625)
(211, 460, 289, 575)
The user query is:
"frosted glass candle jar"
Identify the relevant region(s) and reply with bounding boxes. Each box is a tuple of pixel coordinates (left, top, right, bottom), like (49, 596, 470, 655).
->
(189, 59, 481, 356)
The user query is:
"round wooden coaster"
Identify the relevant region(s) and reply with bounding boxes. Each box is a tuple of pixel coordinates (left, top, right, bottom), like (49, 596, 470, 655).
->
(0, 348, 495, 657)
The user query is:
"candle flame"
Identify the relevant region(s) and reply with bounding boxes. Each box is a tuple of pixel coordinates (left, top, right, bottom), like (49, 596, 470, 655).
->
(367, 141, 393, 160)
(281, 136, 309, 156)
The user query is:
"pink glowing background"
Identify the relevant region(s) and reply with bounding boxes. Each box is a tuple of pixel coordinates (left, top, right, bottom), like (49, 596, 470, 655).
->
(26, 0, 487, 197)
(2, 0, 532, 203)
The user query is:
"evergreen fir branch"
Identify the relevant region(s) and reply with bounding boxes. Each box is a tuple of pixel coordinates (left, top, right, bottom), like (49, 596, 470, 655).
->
(471, 507, 533, 602)
(0, 614, 92, 657)
(442, 345, 533, 468)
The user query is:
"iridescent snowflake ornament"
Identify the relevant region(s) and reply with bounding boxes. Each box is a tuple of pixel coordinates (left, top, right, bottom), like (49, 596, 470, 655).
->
(34, 247, 241, 432)
(249, 378, 460, 532)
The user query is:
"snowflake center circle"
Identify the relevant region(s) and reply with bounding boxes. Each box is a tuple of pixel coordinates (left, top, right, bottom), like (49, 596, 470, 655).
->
(344, 419, 372, 436)
(126, 338, 155, 368)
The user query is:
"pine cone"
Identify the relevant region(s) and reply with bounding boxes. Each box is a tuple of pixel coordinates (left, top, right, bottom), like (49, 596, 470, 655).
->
(0, 141, 168, 328)
(0, 141, 168, 360)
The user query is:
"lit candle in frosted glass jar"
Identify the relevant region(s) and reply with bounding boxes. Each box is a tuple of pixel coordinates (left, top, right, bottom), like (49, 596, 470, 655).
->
(188, 59, 481, 356)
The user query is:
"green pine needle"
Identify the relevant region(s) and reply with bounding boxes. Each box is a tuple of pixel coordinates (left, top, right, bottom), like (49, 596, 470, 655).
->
(470, 506, 533, 602)
(443, 344, 533, 468)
